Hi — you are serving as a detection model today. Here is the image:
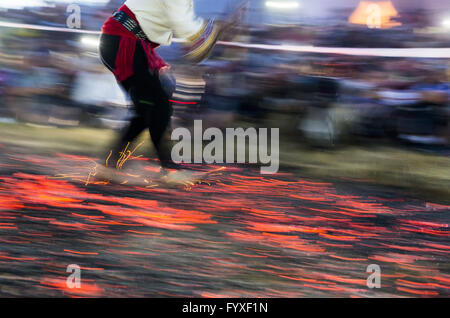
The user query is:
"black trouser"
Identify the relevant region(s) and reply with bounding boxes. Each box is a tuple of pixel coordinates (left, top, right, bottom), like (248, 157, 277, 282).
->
(99, 34, 175, 169)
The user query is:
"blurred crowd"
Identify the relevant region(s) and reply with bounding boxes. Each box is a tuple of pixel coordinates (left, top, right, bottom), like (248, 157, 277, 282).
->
(0, 0, 449, 149)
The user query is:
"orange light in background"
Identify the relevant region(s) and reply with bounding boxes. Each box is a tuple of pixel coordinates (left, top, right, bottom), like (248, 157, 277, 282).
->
(348, 1, 401, 29)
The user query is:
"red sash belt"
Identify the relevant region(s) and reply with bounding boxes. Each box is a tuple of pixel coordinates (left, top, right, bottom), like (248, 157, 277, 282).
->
(101, 5, 167, 82)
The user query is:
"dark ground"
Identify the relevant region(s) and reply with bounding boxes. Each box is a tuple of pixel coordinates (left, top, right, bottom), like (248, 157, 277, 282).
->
(0, 142, 448, 298)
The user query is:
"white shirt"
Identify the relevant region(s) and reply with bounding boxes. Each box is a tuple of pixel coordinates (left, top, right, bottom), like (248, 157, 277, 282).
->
(124, 0, 205, 45)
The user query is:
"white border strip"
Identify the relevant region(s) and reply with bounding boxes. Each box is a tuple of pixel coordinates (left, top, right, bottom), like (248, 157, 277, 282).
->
(218, 41, 450, 58)
(1, 21, 450, 58)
